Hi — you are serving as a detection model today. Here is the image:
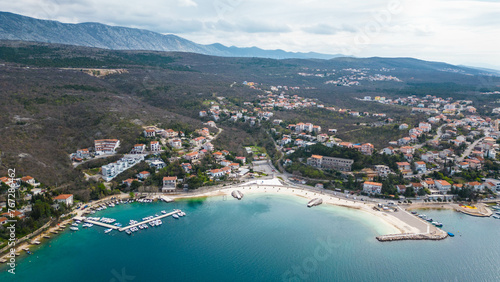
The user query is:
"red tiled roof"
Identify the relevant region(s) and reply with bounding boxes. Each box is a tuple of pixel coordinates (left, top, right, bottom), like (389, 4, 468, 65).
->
(54, 194, 73, 200)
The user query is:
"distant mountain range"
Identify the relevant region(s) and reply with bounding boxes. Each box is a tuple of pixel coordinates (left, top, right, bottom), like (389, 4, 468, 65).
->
(0, 11, 340, 60)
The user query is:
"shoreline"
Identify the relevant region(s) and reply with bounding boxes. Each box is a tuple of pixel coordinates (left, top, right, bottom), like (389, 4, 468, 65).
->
(1, 181, 452, 264)
(170, 183, 447, 239)
(406, 202, 493, 217)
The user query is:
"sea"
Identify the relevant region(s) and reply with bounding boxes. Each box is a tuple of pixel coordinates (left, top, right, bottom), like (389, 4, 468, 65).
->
(1, 193, 500, 281)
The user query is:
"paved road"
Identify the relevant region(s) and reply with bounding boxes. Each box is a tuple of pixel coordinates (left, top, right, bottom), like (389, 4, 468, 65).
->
(457, 137, 485, 162)
(414, 124, 445, 149)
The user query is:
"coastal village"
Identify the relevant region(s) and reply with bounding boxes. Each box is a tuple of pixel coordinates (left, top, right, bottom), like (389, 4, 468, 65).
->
(1, 79, 500, 263)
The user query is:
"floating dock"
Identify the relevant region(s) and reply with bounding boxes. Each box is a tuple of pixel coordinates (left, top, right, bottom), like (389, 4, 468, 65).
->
(307, 198, 323, 207)
(231, 190, 244, 200)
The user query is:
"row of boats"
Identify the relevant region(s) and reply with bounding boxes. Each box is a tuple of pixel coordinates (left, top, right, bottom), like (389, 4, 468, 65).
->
(490, 205, 500, 219)
(87, 197, 171, 214)
(411, 211, 443, 227)
(172, 211, 186, 219)
(125, 219, 163, 235)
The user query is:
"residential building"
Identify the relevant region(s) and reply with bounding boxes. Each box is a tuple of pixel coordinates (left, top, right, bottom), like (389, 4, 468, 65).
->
(400, 146, 415, 155)
(381, 147, 394, 155)
(306, 155, 354, 171)
(54, 194, 74, 206)
(163, 129, 178, 138)
(94, 139, 120, 155)
(213, 151, 225, 161)
(465, 181, 484, 191)
(150, 141, 160, 152)
(76, 148, 91, 159)
(396, 185, 407, 194)
(185, 152, 199, 161)
(396, 162, 411, 172)
(143, 129, 156, 137)
(137, 171, 151, 180)
(421, 179, 435, 189)
(361, 143, 374, 155)
(414, 161, 426, 173)
(162, 176, 177, 192)
(1, 210, 25, 219)
(20, 176, 37, 186)
(374, 165, 391, 177)
(435, 180, 452, 192)
(181, 163, 192, 173)
(132, 144, 146, 154)
(363, 182, 383, 194)
(169, 139, 183, 149)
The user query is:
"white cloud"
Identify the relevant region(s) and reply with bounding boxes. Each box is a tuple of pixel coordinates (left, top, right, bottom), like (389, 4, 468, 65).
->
(177, 0, 197, 7)
(0, 0, 499, 67)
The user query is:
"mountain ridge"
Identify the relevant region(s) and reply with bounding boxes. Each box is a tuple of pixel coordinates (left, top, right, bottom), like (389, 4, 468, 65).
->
(0, 11, 342, 60)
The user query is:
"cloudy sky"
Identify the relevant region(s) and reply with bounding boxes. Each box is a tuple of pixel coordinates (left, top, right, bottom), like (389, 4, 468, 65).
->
(2, 0, 500, 68)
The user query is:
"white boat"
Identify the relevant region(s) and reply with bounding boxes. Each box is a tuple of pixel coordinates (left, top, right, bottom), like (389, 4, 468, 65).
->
(104, 229, 112, 234)
(493, 215, 500, 219)
(180, 212, 186, 216)
(69, 227, 79, 231)
(126, 230, 132, 235)
(172, 214, 179, 219)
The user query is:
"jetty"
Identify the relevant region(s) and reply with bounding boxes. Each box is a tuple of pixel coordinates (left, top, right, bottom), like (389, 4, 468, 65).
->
(376, 232, 448, 242)
(307, 198, 323, 207)
(75, 209, 182, 232)
(231, 190, 244, 200)
(455, 204, 493, 217)
(119, 210, 181, 231)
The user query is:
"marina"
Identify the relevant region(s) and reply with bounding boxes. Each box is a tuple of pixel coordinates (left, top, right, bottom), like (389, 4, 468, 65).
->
(73, 209, 184, 233)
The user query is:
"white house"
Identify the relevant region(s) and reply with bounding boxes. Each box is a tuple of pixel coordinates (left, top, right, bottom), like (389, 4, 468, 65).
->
(435, 180, 452, 192)
(54, 194, 73, 206)
(95, 139, 120, 155)
(150, 141, 160, 152)
(363, 182, 383, 194)
(162, 176, 177, 192)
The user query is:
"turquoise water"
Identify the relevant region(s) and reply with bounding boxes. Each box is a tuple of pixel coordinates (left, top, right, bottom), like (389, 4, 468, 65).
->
(1, 195, 500, 281)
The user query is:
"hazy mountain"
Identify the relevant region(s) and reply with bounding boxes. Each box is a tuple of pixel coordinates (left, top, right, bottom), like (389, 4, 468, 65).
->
(0, 11, 341, 60)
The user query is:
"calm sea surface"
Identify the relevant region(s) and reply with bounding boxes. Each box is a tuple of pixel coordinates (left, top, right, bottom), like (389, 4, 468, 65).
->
(1, 194, 500, 281)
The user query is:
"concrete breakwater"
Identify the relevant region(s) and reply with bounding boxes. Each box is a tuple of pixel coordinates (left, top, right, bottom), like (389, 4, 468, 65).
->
(376, 232, 448, 242)
(231, 190, 244, 200)
(307, 198, 323, 207)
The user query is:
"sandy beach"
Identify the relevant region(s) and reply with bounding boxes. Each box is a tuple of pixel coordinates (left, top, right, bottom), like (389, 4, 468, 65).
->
(1, 180, 450, 263)
(171, 182, 439, 236)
